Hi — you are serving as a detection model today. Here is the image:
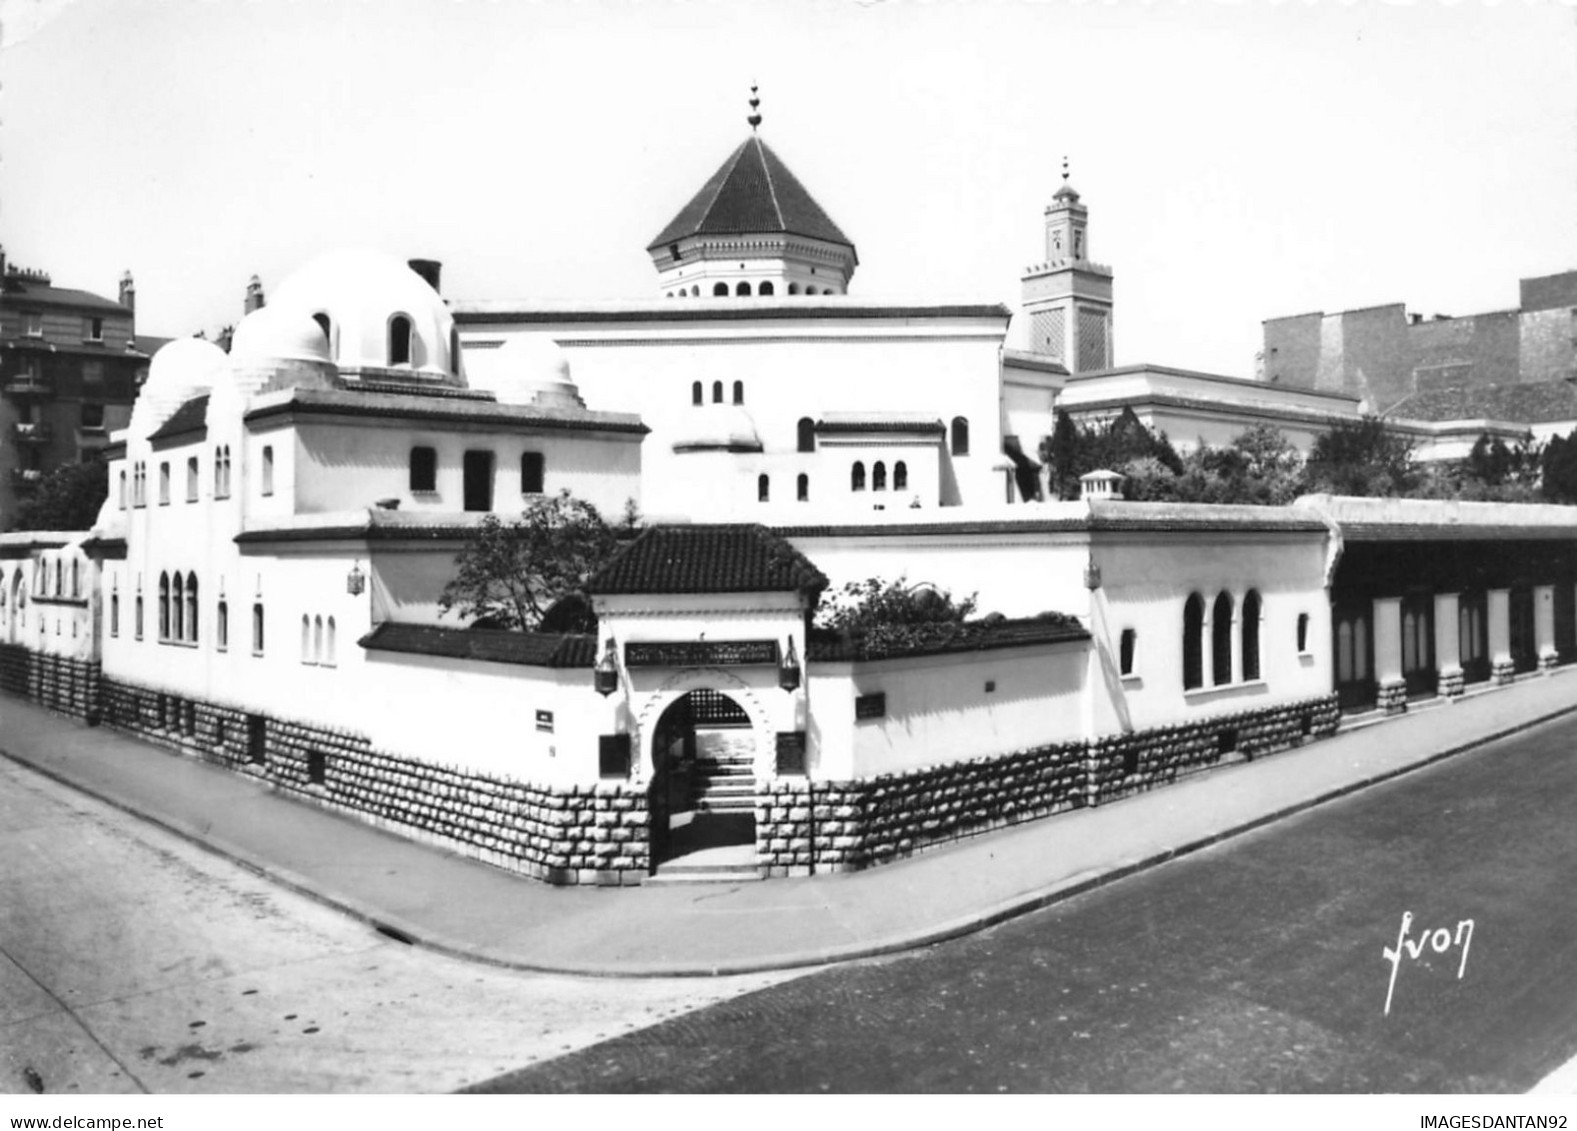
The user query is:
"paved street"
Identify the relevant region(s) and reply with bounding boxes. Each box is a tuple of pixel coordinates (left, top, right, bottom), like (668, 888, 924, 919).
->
(470, 712, 1577, 1093)
(0, 759, 799, 1094)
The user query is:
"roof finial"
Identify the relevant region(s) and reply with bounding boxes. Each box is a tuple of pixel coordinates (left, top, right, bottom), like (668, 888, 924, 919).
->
(1062, 155, 1070, 183)
(747, 83, 762, 131)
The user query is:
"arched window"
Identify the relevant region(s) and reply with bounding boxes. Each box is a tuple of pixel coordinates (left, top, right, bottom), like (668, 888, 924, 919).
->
(1242, 590, 1262, 681)
(261, 446, 274, 496)
(186, 572, 198, 643)
(53, 560, 62, 596)
(1212, 591, 1235, 686)
(388, 314, 413, 366)
(733, 380, 744, 405)
(213, 447, 224, 497)
(252, 602, 264, 654)
(894, 461, 908, 491)
(951, 416, 970, 456)
(135, 594, 143, 640)
(691, 285, 699, 297)
(118, 471, 126, 509)
(521, 451, 545, 494)
(301, 614, 312, 663)
(797, 473, 809, 502)
(217, 600, 228, 651)
(805, 287, 817, 296)
(450, 325, 461, 375)
(852, 462, 866, 491)
(110, 592, 118, 637)
(314, 615, 324, 664)
(1297, 612, 1310, 654)
(325, 617, 337, 667)
(713, 282, 728, 296)
(873, 462, 887, 491)
(789, 283, 801, 295)
(759, 281, 775, 296)
(692, 381, 703, 406)
(410, 446, 437, 492)
(1120, 628, 1137, 676)
(171, 573, 184, 642)
(758, 474, 770, 503)
(186, 456, 198, 502)
(72, 559, 81, 598)
(159, 573, 170, 641)
(312, 312, 332, 347)
(712, 381, 723, 404)
(1183, 593, 1205, 691)
(797, 417, 815, 453)
(736, 281, 752, 296)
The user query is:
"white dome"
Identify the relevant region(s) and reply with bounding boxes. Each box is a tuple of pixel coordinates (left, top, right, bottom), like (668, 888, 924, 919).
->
(128, 337, 229, 438)
(268, 249, 461, 384)
(474, 334, 586, 408)
(672, 403, 763, 453)
(230, 304, 334, 366)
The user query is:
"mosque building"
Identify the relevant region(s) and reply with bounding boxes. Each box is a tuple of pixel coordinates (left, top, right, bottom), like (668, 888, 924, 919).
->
(2, 97, 1575, 886)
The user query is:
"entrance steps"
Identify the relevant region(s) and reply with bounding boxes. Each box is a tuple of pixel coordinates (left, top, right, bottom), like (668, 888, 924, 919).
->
(692, 734, 757, 815)
(648, 841, 761, 884)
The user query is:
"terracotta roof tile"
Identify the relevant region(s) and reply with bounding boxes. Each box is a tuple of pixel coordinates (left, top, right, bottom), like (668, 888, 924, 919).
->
(591, 524, 828, 595)
(359, 622, 596, 667)
(1386, 381, 1577, 425)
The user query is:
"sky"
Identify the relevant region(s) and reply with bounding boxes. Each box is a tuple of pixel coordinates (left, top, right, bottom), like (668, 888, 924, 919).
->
(2, 0, 1575, 377)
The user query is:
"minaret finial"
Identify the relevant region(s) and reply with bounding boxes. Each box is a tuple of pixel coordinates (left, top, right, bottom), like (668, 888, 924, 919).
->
(747, 83, 762, 131)
(1062, 155, 1070, 183)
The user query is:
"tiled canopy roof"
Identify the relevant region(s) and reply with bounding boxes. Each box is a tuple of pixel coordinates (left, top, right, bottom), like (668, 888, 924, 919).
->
(649, 136, 853, 251)
(359, 622, 596, 668)
(590, 524, 828, 596)
(4, 277, 130, 315)
(1386, 381, 1577, 425)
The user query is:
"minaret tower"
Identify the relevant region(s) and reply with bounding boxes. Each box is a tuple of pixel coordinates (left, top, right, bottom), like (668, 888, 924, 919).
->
(1020, 159, 1114, 372)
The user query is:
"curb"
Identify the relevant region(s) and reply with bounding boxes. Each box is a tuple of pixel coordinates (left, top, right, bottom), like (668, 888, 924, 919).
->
(5, 693, 1577, 979)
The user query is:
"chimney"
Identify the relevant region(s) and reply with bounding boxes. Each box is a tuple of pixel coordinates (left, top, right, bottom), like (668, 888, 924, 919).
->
(244, 274, 265, 314)
(408, 258, 442, 294)
(0, 244, 8, 279)
(119, 270, 135, 312)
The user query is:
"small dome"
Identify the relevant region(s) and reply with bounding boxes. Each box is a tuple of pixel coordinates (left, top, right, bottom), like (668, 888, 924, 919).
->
(269, 248, 461, 384)
(230, 305, 334, 366)
(672, 403, 763, 453)
(1053, 181, 1081, 203)
(474, 334, 585, 408)
(128, 337, 229, 438)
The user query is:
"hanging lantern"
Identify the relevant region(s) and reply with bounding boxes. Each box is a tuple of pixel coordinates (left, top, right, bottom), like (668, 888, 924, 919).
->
(778, 636, 801, 692)
(594, 638, 619, 697)
(346, 562, 366, 596)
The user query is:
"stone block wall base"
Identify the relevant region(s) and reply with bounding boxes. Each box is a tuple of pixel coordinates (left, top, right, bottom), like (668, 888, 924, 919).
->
(1377, 681, 1409, 715)
(1540, 654, 1559, 673)
(1492, 660, 1517, 686)
(1437, 670, 1465, 699)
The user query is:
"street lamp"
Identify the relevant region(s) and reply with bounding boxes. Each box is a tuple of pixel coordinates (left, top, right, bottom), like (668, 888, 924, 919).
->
(778, 636, 801, 692)
(346, 562, 366, 596)
(594, 638, 619, 697)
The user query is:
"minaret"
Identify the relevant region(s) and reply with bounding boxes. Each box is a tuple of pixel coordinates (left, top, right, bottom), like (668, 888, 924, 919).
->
(1020, 159, 1113, 372)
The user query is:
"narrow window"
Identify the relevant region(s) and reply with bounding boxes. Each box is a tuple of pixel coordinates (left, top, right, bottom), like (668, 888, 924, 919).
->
(759, 281, 775, 296)
(462, 449, 494, 512)
(135, 594, 144, 640)
(692, 381, 703, 406)
(713, 282, 728, 296)
(186, 573, 198, 643)
(758, 474, 770, 503)
(312, 312, 332, 347)
(520, 451, 545, 494)
(86, 316, 103, 341)
(951, 416, 970, 456)
(389, 314, 413, 366)
(712, 380, 723, 404)
(1242, 590, 1262, 681)
(852, 461, 866, 491)
(186, 456, 199, 502)
(314, 615, 324, 664)
(894, 461, 908, 491)
(1120, 628, 1137, 676)
(797, 417, 815, 453)
(110, 592, 120, 637)
(159, 573, 170, 640)
(736, 282, 752, 296)
(1212, 591, 1235, 686)
(159, 462, 170, 505)
(1297, 612, 1310, 653)
(873, 462, 887, 491)
(252, 602, 265, 654)
(261, 446, 274, 496)
(217, 600, 228, 651)
(172, 574, 184, 642)
(410, 446, 437, 492)
(449, 325, 460, 375)
(1183, 593, 1205, 691)
(301, 614, 312, 664)
(691, 285, 699, 297)
(797, 473, 809, 502)
(118, 470, 126, 510)
(72, 559, 81, 598)
(325, 617, 336, 667)
(733, 380, 744, 405)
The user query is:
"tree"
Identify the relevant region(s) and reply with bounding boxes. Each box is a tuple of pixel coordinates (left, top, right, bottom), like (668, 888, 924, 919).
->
(1544, 429, 1577, 503)
(1041, 410, 1081, 499)
(8, 459, 108, 532)
(1303, 417, 1416, 497)
(813, 576, 979, 657)
(437, 490, 639, 631)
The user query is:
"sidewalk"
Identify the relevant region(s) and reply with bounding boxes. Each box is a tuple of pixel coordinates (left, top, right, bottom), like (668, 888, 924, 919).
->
(5, 673, 1577, 978)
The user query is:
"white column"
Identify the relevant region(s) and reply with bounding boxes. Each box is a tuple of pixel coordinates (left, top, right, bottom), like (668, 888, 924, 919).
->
(1488, 588, 1513, 683)
(1435, 591, 1463, 697)
(1373, 596, 1406, 713)
(1535, 584, 1558, 671)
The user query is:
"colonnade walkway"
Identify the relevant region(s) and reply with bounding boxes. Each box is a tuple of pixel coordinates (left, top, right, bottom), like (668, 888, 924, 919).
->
(4, 672, 1577, 977)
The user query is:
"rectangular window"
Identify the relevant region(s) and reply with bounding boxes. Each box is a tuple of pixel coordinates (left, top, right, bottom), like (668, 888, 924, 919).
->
(82, 361, 104, 387)
(217, 601, 228, 651)
(599, 733, 632, 779)
(117, 470, 126, 510)
(186, 456, 199, 502)
(81, 401, 104, 429)
(159, 462, 170, 505)
(855, 692, 887, 720)
(85, 316, 103, 342)
(1119, 628, 1137, 676)
(520, 451, 545, 494)
(110, 593, 119, 637)
(775, 730, 807, 775)
(23, 312, 41, 337)
(261, 446, 274, 496)
(463, 449, 494, 511)
(410, 446, 436, 492)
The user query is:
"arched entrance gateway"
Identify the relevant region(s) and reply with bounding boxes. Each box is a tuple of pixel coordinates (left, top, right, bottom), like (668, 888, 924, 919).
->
(647, 685, 761, 871)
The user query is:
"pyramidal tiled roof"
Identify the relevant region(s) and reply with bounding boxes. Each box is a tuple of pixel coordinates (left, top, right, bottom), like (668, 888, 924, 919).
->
(648, 136, 853, 251)
(590, 524, 828, 596)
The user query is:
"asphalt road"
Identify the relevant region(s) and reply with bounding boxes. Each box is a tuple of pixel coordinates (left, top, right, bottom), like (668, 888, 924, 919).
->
(0, 758, 799, 1094)
(470, 712, 1577, 1093)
